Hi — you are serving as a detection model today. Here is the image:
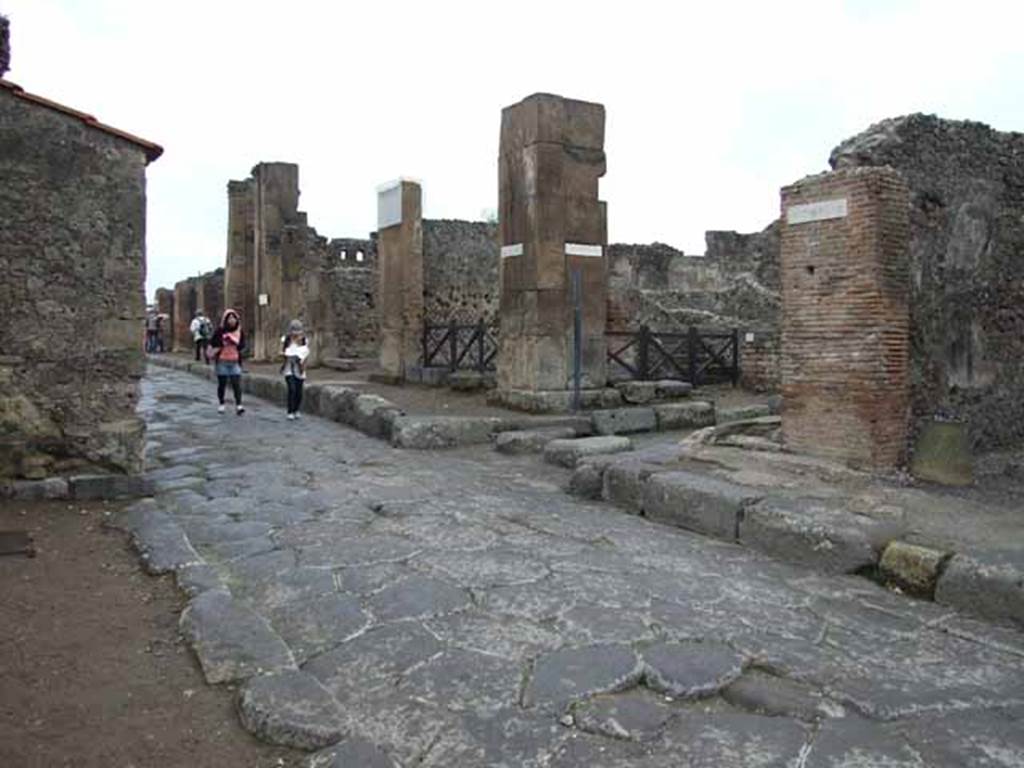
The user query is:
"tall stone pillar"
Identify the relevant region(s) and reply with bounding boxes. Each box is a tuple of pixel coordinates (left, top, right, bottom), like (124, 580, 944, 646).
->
(224, 179, 255, 334)
(252, 162, 300, 360)
(375, 180, 423, 380)
(780, 167, 911, 469)
(495, 93, 609, 411)
(172, 279, 195, 352)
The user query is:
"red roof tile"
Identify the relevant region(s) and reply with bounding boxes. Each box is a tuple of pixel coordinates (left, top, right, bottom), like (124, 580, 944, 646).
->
(1, 78, 162, 163)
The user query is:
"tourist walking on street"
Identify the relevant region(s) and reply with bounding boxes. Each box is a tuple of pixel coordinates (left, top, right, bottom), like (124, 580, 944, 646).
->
(190, 311, 213, 362)
(144, 312, 159, 352)
(210, 309, 246, 415)
(281, 320, 309, 420)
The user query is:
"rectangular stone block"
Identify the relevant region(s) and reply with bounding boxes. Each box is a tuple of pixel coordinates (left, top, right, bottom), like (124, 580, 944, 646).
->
(654, 402, 716, 431)
(642, 471, 760, 541)
(591, 407, 657, 436)
(543, 435, 632, 468)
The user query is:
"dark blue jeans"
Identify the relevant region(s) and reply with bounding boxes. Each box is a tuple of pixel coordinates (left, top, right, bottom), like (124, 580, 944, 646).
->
(286, 375, 304, 414)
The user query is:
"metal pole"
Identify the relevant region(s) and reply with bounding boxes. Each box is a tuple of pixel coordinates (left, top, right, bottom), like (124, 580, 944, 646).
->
(571, 268, 583, 413)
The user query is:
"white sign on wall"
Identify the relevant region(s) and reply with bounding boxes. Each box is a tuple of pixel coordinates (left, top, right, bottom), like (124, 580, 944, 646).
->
(565, 243, 603, 257)
(377, 181, 403, 230)
(500, 243, 524, 258)
(258, 293, 269, 306)
(786, 198, 848, 225)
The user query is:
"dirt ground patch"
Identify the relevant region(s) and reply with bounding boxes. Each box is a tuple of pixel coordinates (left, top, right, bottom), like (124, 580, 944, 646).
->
(0, 499, 301, 768)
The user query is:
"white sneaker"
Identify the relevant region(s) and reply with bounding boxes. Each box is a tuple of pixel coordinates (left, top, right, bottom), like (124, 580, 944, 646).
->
(294, 412, 302, 419)
(217, 404, 226, 414)
(236, 405, 245, 415)
(287, 413, 296, 421)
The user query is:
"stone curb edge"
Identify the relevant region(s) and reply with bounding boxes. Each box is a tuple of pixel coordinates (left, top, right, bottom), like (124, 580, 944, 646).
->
(568, 455, 1024, 629)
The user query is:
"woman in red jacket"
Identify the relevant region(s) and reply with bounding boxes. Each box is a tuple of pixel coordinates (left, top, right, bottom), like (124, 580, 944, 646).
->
(209, 309, 246, 415)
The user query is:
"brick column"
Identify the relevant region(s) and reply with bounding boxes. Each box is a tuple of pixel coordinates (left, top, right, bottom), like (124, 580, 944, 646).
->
(494, 93, 609, 411)
(375, 180, 423, 380)
(780, 167, 911, 469)
(224, 179, 255, 334)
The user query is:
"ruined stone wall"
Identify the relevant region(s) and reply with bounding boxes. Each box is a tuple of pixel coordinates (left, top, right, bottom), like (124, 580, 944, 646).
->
(224, 179, 255, 333)
(316, 238, 378, 359)
(0, 87, 149, 478)
(422, 219, 499, 324)
(607, 223, 782, 390)
(830, 114, 1024, 451)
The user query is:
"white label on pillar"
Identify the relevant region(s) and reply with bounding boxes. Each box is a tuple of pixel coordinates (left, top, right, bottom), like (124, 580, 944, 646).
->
(258, 293, 269, 306)
(565, 243, 603, 257)
(786, 198, 848, 225)
(377, 182, 403, 229)
(500, 243, 524, 258)
(745, 332, 755, 343)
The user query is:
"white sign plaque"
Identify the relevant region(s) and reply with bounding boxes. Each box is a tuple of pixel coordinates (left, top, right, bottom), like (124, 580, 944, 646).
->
(786, 198, 848, 225)
(258, 293, 269, 306)
(500, 243, 524, 258)
(744, 332, 755, 343)
(565, 243, 603, 257)
(377, 182, 403, 229)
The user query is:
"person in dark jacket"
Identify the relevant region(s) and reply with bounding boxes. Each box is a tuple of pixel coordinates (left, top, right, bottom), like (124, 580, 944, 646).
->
(209, 308, 246, 415)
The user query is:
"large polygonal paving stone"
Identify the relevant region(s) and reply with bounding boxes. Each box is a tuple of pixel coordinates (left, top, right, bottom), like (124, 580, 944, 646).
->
(368, 577, 470, 622)
(424, 611, 564, 660)
(641, 641, 745, 699)
(659, 711, 809, 766)
(901, 705, 1024, 766)
(574, 689, 677, 741)
(238, 669, 345, 750)
(179, 589, 296, 684)
(524, 644, 643, 714)
(397, 648, 523, 712)
(297, 533, 422, 567)
(268, 593, 370, 663)
(304, 621, 443, 700)
(419, 707, 566, 767)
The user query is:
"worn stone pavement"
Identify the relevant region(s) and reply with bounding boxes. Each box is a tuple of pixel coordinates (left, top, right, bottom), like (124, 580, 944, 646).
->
(131, 367, 1024, 767)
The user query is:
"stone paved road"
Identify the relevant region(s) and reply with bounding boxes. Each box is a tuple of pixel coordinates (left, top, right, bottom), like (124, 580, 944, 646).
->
(131, 367, 1024, 767)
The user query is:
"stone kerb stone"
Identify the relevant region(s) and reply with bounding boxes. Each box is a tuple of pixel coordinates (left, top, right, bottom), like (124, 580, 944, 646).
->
(544, 436, 633, 468)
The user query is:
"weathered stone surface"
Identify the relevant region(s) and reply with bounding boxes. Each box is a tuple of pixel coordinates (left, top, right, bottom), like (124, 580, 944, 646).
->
(306, 737, 399, 768)
(616, 380, 693, 405)
(238, 669, 345, 750)
(268, 594, 369, 664)
(351, 394, 403, 439)
(641, 640, 744, 699)
(659, 711, 809, 765)
(544, 436, 633, 468)
(179, 589, 296, 684)
(368, 577, 470, 622)
(879, 541, 948, 595)
(523, 644, 643, 713)
(642, 470, 760, 540)
(567, 460, 609, 499)
(131, 513, 203, 574)
(911, 420, 974, 486)
(901, 705, 1024, 767)
(494, 427, 577, 455)
(602, 460, 660, 512)
(69, 473, 151, 500)
(491, 387, 623, 414)
(805, 716, 923, 767)
(935, 550, 1024, 626)
(2, 476, 69, 500)
(717, 404, 771, 424)
(390, 415, 510, 449)
(398, 648, 522, 711)
(653, 401, 716, 431)
(175, 562, 223, 597)
(721, 669, 830, 721)
(573, 689, 676, 741)
(591, 407, 657, 436)
(740, 499, 893, 574)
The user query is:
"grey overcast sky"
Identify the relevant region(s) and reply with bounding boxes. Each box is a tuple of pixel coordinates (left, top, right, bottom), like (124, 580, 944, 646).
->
(3, 0, 1022, 300)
